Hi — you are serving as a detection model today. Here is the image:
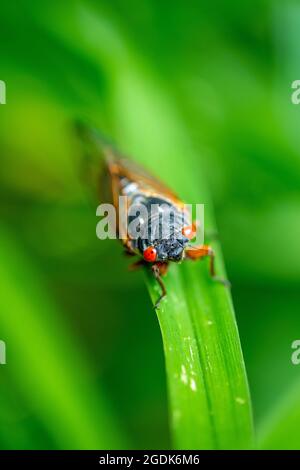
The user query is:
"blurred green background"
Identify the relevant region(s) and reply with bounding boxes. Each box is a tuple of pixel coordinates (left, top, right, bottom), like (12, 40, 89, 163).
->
(0, 0, 300, 449)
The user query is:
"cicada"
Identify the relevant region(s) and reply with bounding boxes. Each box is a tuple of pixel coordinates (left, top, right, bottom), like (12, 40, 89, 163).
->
(76, 123, 228, 308)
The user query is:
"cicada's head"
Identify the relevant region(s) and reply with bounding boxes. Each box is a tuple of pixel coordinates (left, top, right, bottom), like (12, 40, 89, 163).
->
(142, 237, 189, 263)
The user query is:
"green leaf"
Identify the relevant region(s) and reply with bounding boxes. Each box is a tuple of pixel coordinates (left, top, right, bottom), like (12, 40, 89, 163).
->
(145, 246, 253, 449)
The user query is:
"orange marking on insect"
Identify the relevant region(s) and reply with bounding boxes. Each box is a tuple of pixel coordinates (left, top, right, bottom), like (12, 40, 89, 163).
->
(182, 222, 197, 240)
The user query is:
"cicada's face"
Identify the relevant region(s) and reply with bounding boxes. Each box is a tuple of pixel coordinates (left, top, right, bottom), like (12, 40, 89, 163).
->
(140, 237, 189, 263)
(155, 238, 189, 262)
(132, 196, 192, 264)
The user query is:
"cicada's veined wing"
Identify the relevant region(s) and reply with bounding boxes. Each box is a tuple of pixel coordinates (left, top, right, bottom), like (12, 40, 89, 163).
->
(74, 122, 131, 247)
(106, 153, 184, 209)
(75, 121, 183, 205)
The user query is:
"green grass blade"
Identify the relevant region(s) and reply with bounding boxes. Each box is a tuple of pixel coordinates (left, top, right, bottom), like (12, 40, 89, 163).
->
(146, 246, 253, 449)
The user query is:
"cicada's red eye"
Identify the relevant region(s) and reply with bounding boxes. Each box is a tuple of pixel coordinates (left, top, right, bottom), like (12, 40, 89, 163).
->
(182, 224, 196, 240)
(143, 246, 157, 262)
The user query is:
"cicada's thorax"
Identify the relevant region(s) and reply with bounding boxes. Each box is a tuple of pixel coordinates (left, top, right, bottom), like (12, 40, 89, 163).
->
(119, 175, 191, 262)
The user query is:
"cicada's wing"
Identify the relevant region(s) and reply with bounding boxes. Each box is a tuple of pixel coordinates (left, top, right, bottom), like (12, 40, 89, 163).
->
(107, 155, 184, 208)
(73, 122, 128, 246)
(74, 121, 112, 203)
(75, 121, 182, 205)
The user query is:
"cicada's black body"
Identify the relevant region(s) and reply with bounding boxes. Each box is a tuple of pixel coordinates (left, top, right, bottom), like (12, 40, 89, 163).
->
(127, 194, 191, 262)
(107, 156, 193, 263)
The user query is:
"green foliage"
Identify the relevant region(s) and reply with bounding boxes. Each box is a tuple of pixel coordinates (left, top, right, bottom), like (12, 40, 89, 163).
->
(0, 0, 299, 450)
(0, 227, 125, 449)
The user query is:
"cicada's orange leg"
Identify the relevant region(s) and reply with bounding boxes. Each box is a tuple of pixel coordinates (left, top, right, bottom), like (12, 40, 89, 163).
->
(152, 262, 169, 309)
(128, 259, 168, 308)
(185, 245, 230, 287)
